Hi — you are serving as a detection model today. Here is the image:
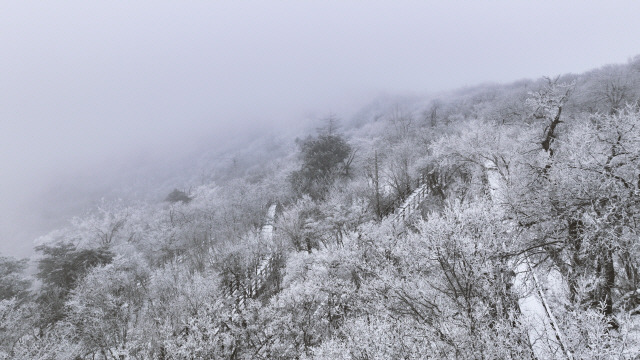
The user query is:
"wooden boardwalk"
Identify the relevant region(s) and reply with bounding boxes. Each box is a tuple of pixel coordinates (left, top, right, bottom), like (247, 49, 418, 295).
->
(226, 166, 571, 358)
(225, 203, 279, 309)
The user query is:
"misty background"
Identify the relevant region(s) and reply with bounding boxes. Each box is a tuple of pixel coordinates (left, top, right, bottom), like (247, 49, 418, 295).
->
(1, 1, 639, 257)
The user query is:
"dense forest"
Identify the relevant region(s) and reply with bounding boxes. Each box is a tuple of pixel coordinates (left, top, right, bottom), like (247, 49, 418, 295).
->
(3, 57, 640, 359)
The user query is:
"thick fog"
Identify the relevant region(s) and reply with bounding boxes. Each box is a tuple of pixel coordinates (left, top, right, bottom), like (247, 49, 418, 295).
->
(1, 1, 639, 257)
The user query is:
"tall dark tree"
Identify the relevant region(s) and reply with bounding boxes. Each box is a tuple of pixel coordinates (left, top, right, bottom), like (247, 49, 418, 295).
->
(165, 188, 192, 204)
(0, 255, 31, 300)
(34, 242, 114, 327)
(289, 125, 353, 199)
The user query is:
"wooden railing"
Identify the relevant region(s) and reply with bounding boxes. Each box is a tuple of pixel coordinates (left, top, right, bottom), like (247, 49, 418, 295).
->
(224, 203, 279, 310)
(391, 173, 429, 225)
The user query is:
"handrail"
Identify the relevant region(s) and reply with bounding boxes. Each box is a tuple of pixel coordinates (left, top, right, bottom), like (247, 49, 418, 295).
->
(391, 173, 430, 229)
(225, 203, 279, 310)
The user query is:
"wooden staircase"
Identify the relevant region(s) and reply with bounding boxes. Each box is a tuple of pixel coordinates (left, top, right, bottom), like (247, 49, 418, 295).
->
(223, 203, 280, 310)
(224, 166, 571, 359)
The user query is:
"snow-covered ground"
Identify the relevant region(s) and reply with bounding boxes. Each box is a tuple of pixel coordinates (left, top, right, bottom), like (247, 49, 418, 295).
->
(515, 259, 569, 359)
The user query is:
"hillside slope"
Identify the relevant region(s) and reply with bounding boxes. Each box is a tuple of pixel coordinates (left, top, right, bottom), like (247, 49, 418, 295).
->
(2, 57, 640, 359)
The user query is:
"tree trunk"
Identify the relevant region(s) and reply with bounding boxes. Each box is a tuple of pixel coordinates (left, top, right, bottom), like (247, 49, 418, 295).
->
(374, 151, 382, 219)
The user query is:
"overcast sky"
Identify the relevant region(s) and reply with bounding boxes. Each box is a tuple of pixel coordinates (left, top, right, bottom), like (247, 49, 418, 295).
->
(1, 1, 640, 257)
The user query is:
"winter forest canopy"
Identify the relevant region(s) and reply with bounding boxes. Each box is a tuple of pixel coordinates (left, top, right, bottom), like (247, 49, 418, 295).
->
(2, 57, 640, 359)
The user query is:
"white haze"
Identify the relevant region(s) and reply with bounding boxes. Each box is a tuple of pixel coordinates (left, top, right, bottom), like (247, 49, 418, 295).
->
(1, 1, 639, 257)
